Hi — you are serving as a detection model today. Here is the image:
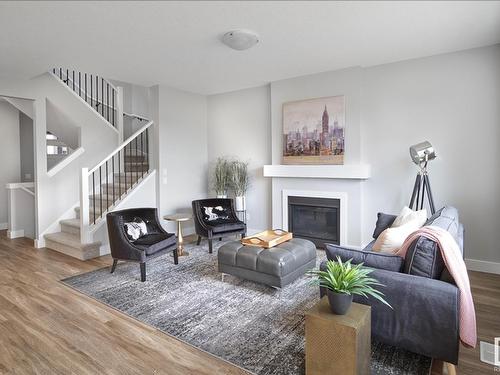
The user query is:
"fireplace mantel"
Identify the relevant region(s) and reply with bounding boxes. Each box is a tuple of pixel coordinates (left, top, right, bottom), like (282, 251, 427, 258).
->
(263, 164, 370, 180)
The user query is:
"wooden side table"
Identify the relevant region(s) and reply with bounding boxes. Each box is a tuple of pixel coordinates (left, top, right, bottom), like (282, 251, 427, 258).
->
(305, 296, 371, 375)
(163, 213, 192, 257)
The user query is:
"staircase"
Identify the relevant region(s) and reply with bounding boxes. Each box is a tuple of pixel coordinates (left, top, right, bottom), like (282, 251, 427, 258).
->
(42, 68, 152, 260)
(44, 149, 150, 260)
(51, 68, 119, 128)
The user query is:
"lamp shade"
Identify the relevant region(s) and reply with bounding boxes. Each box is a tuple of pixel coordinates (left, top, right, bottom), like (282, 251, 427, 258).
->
(409, 141, 436, 165)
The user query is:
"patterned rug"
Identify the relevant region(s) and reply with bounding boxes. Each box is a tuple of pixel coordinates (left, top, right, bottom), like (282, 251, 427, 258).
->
(62, 239, 431, 375)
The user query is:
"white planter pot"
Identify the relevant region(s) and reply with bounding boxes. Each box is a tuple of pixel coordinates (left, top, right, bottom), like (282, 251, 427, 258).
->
(235, 196, 246, 211)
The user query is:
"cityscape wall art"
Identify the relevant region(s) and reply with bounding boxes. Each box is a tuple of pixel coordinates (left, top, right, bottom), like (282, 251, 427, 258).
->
(282, 95, 345, 165)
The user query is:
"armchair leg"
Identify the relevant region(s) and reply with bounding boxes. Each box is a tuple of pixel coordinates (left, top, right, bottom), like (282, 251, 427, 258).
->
(110, 259, 118, 273)
(196, 236, 202, 246)
(140, 262, 146, 282)
(208, 238, 213, 254)
(173, 248, 179, 265)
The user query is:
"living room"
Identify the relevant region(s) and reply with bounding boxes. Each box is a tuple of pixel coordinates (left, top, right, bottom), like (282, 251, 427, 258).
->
(0, 1, 499, 374)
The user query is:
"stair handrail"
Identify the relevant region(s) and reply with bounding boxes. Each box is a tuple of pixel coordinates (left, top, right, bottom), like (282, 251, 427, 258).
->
(88, 120, 153, 175)
(123, 112, 150, 122)
(50, 68, 122, 130)
(51, 68, 119, 93)
(80, 120, 153, 243)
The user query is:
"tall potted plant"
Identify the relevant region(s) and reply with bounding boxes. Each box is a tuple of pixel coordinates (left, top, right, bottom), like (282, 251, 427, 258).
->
(213, 157, 230, 198)
(230, 160, 250, 211)
(308, 257, 391, 315)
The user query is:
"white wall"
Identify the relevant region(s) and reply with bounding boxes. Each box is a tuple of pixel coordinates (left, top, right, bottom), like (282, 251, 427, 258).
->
(0, 101, 21, 227)
(361, 44, 500, 263)
(0, 73, 119, 243)
(19, 112, 34, 182)
(153, 85, 208, 234)
(269, 67, 365, 246)
(206, 44, 500, 265)
(207, 86, 272, 232)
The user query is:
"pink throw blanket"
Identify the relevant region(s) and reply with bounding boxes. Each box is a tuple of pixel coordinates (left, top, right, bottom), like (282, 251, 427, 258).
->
(395, 225, 477, 348)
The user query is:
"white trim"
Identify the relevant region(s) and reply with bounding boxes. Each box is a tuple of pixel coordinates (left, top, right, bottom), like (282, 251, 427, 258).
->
(7, 229, 24, 239)
(281, 189, 348, 246)
(88, 121, 153, 174)
(34, 238, 45, 248)
(47, 147, 85, 177)
(6, 182, 34, 189)
(50, 69, 119, 96)
(87, 170, 157, 234)
(48, 71, 119, 135)
(263, 164, 370, 179)
(0, 222, 8, 230)
(466, 258, 500, 275)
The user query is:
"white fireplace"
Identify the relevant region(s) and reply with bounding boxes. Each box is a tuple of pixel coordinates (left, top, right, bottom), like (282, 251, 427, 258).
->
(281, 189, 348, 246)
(264, 164, 369, 248)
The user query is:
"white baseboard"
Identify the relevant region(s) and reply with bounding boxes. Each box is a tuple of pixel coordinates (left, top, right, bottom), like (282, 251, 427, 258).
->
(34, 238, 46, 248)
(466, 258, 500, 275)
(7, 229, 24, 239)
(0, 222, 8, 230)
(99, 244, 111, 256)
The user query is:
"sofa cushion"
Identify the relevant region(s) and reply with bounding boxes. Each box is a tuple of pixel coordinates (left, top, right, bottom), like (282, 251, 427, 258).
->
(404, 206, 461, 279)
(403, 236, 445, 279)
(325, 244, 404, 273)
(134, 232, 176, 255)
(209, 219, 246, 234)
(392, 206, 427, 228)
(372, 213, 397, 239)
(425, 206, 461, 253)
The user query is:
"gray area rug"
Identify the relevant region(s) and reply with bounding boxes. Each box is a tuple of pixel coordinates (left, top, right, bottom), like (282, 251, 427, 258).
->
(62, 240, 431, 375)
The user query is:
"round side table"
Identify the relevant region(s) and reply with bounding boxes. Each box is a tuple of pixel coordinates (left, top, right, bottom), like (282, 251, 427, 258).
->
(163, 213, 192, 257)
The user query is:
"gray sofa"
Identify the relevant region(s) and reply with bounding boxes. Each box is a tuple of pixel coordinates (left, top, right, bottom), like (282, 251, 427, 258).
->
(320, 206, 464, 364)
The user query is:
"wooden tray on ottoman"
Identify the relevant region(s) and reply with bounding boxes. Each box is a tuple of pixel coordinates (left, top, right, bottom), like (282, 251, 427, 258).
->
(241, 229, 293, 248)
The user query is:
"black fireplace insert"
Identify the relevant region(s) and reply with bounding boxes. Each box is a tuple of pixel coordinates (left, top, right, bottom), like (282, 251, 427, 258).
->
(288, 196, 340, 248)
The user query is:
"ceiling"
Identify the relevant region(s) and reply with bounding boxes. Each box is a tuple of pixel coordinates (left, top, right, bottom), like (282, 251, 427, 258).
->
(1, 1, 499, 95)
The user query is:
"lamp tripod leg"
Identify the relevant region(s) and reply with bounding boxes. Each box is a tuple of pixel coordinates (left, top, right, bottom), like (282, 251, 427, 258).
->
(423, 174, 436, 214)
(409, 173, 422, 210)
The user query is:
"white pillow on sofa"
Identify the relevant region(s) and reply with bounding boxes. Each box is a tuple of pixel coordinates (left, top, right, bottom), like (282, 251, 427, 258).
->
(391, 206, 427, 228)
(372, 207, 427, 253)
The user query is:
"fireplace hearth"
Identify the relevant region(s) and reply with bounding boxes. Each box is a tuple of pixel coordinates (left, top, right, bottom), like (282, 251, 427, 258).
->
(288, 196, 340, 249)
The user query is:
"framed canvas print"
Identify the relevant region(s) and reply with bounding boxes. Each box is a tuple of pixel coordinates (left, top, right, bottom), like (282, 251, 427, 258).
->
(282, 95, 345, 165)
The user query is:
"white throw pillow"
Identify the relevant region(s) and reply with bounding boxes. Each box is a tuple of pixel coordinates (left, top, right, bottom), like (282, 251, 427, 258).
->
(372, 211, 426, 253)
(391, 206, 427, 228)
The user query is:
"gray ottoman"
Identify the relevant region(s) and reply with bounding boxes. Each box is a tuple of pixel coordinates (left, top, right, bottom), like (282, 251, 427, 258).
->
(218, 238, 317, 288)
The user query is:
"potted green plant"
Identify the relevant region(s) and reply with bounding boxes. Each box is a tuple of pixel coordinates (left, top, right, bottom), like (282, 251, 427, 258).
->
(308, 257, 391, 315)
(213, 157, 230, 198)
(230, 160, 250, 211)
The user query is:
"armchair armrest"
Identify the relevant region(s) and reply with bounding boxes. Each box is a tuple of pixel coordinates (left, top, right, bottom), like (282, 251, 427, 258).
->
(359, 269, 459, 364)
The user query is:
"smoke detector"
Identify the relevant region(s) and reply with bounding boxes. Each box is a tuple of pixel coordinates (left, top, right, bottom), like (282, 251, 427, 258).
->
(222, 29, 260, 51)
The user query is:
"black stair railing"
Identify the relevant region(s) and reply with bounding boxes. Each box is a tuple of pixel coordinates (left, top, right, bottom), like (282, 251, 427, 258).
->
(52, 68, 117, 128)
(85, 120, 152, 225)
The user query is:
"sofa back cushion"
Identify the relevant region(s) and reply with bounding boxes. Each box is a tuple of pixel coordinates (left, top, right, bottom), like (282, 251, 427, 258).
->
(325, 244, 404, 273)
(372, 212, 397, 239)
(404, 206, 462, 280)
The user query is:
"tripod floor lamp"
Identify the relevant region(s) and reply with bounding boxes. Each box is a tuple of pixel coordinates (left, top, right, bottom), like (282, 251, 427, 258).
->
(409, 141, 437, 215)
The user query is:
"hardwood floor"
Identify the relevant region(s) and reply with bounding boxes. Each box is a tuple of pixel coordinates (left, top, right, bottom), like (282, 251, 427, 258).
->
(0, 231, 498, 374)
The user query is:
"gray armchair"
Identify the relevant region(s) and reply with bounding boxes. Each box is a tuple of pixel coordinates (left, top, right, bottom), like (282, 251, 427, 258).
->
(320, 206, 464, 364)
